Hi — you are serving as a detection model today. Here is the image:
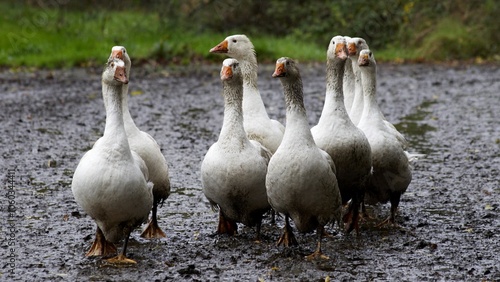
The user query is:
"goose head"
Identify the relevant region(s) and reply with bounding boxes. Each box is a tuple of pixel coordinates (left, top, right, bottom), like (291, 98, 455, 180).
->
(210, 34, 255, 60)
(272, 57, 299, 79)
(103, 58, 128, 85)
(273, 57, 304, 107)
(109, 46, 131, 74)
(347, 37, 369, 57)
(220, 58, 242, 83)
(358, 49, 376, 69)
(327, 36, 348, 61)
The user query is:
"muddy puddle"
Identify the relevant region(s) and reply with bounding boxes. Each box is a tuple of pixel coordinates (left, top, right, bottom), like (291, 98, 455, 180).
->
(0, 63, 499, 281)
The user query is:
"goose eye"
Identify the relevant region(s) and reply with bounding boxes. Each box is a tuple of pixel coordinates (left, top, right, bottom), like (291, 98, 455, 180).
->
(369, 51, 372, 56)
(111, 63, 114, 67)
(232, 39, 237, 43)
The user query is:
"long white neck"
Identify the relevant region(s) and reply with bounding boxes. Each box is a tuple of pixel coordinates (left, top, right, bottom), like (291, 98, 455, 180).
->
(281, 77, 315, 145)
(101, 82, 132, 156)
(219, 81, 248, 145)
(317, 57, 348, 126)
(359, 67, 385, 123)
(120, 83, 141, 135)
(238, 57, 269, 118)
(343, 57, 355, 112)
(349, 56, 364, 125)
(120, 60, 141, 135)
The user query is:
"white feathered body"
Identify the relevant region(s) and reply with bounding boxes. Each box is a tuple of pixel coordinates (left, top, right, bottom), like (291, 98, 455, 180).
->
(201, 138, 271, 227)
(267, 109, 342, 233)
(72, 142, 152, 242)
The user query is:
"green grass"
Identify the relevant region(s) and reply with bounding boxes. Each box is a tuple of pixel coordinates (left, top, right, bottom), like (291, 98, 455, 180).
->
(415, 18, 481, 61)
(0, 3, 327, 68)
(0, 2, 497, 68)
(0, 3, 167, 67)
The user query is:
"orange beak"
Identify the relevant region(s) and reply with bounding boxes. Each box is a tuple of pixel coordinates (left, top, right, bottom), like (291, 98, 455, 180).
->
(348, 43, 357, 56)
(336, 43, 347, 60)
(221, 65, 233, 80)
(210, 40, 229, 53)
(111, 49, 124, 60)
(114, 66, 128, 84)
(272, 62, 285, 78)
(358, 53, 370, 67)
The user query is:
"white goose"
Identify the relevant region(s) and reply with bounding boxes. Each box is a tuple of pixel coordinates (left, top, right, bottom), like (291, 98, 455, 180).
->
(356, 49, 412, 225)
(267, 57, 342, 260)
(347, 40, 410, 148)
(311, 36, 372, 233)
(347, 37, 370, 125)
(72, 58, 153, 264)
(342, 36, 355, 114)
(209, 34, 284, 154)
(201, 58, 272, 240)
(108, 46, 171, 239)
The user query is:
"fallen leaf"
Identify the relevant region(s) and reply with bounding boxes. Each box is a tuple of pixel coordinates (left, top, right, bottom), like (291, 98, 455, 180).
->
(131, 90, 144, 96)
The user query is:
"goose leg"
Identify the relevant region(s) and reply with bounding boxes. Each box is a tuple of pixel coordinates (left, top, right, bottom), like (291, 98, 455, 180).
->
(86, 225, 117, 257)
(254, 220, 262, 243)
(140, 202, 166, 239)
(217, 211, 238, 235)
(269, 209, 283, 225)
(376, 192, 401, 227)
(277, 215, 298, 247)
(106, 228, 136, 264)
(360, 179, 374, 221)
(344, 203, 360, 234)
(305, 225, 329, 260)
(361, 202, 373, 219)
(345, 190, 362, 234)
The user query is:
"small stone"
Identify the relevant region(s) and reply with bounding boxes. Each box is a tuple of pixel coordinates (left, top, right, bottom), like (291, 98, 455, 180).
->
(47, 159, 57, 167)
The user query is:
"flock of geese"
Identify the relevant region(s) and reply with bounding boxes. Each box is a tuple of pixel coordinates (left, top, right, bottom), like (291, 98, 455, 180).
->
(71, 34, 418, 264)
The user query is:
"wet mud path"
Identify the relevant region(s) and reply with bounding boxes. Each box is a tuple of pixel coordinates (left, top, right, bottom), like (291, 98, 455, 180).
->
(0, 63, 499, 281)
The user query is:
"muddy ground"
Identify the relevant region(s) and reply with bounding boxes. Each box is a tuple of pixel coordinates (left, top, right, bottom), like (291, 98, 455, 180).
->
(0, 62, 499, 281)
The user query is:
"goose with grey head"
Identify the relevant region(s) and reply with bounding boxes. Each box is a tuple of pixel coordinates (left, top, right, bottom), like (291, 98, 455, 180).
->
(356, 49, 412, 226)
(201, 58, 272, 240)
(210, 34, 284, 154)
(109, 46, 171, 239)
(72, 57, 153, 264)
(346, 39, 410, 148)
(342, 35, 355, 114)
(347, 37, 370, 125)
(311, 36, 372, 234)
(267, 57, 342, 260)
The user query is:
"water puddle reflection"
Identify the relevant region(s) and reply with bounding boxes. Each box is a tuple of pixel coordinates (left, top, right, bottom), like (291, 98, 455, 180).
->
(395, 99, 438, 155)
